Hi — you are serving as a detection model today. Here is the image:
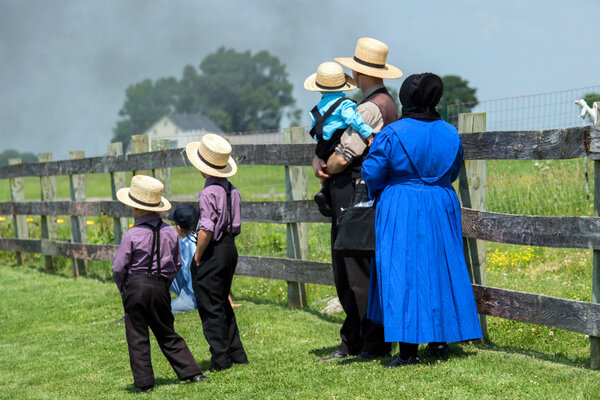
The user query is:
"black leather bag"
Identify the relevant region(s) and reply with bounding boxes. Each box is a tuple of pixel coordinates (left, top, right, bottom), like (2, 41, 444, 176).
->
(333, 204, 376, 258)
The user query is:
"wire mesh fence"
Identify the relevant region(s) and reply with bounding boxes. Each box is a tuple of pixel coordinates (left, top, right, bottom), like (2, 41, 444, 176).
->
(441, 85, 600, 218)
(442, 85, 600, 131)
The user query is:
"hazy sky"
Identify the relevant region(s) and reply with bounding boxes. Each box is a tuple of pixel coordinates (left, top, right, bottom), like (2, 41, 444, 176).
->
(1, 0, 599, 159)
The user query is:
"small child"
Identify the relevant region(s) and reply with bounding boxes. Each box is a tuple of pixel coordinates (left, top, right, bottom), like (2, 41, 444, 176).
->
(113, 175, 206, 393)
(304, 61, 373, 216)
(185, 134, 249, 372)
(168, 203, 199, 314)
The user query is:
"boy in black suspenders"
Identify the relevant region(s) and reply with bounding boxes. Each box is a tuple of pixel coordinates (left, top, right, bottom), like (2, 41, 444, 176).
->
(304, 61, 374, 216)
(185, 134, 249, 372)
(113, 175, 206, 393)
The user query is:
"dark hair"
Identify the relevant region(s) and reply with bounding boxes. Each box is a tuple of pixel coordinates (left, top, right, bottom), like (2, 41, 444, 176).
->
(167, 203, 199, 232)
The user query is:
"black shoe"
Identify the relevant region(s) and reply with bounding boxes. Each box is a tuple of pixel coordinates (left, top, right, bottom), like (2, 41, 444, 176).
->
(317, 350, 348, 362)
(387, 355, 420, 368)
(189, 374, 208, 383)
(426, 342, 449, 357)
(314, 189, 332, 217)
(139, 386, 154, 393)
(206, 364, 230, 374)
(354, 351, 391, 360)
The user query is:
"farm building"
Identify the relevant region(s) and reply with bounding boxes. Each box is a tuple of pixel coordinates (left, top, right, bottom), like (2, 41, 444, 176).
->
(143, 113, 224, 150)
(143, 113, 290, 147)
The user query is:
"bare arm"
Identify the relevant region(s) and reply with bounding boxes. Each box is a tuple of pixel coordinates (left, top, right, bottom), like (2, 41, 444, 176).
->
(326, 153, 348, 175)
(194, 230, 213, 265)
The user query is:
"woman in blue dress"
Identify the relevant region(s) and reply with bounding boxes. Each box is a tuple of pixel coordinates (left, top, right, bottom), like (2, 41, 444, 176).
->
(362, 73, 482, 367)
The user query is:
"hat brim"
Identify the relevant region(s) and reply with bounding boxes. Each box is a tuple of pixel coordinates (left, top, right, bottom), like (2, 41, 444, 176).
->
(185, 142, 237, 178)
(303, 72, 357, 92)
(116, 187, 172, 212)
(334, 57, 403, 79)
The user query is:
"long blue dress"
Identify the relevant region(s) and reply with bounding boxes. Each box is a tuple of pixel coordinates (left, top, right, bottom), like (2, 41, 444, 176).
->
(362, 118, 482, 344)
(169, 233, 198, 313)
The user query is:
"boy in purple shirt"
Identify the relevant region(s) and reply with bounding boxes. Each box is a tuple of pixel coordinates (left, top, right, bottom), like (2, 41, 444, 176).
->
(185, 134, 249, 372)
(113, 175, 206, 393)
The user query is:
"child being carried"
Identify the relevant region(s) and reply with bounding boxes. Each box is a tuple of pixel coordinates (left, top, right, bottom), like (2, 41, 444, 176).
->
(304, 61, 373, 216)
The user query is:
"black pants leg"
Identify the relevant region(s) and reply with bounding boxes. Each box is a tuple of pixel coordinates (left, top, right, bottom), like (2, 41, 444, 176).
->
(329, 173, 390, 356)
(192, 235, 247, 370)
(123, 274, 202, 388)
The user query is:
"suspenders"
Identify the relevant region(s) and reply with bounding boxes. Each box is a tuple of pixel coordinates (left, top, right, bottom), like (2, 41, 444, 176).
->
(309, 97, 351, 141)
(140, 222, 162, 277)
(206, 180, 234, 236)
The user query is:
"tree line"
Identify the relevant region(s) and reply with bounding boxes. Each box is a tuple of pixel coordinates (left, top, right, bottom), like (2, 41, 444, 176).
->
(0, 149, 37, 167)
(112, 47, 488, 147)
(112, 47, 300, 147)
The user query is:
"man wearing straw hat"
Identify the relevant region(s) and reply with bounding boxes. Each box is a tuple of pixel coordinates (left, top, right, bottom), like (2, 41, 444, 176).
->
(313, 37, 403, 362)
(113, 175, 206, 393)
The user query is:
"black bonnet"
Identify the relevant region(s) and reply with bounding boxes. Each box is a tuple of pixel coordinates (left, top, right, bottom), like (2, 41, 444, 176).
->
(399, 73, 444, 121)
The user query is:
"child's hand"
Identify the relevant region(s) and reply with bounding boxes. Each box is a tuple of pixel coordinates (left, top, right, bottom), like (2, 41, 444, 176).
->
(366, 134, 374, 146)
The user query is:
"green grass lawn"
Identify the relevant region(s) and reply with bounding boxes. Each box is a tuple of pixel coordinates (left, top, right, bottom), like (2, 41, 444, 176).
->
(1, 262, 599, 400)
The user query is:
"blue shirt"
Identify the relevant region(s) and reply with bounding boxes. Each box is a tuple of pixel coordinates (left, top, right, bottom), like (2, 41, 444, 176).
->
(309, 92, 373, 141)
(169, 233, 197, 313)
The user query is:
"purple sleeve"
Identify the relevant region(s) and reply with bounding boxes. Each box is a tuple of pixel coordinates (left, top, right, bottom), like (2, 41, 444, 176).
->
(198, 191, 217, 233)
(112, 232, 132, 293)
(173, 237, 182, 271)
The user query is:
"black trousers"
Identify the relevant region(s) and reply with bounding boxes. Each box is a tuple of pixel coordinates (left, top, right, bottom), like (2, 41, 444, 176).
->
(122, 274, 202, 388)
(329, 173, 390, 356)
(191, 234, 248, 370)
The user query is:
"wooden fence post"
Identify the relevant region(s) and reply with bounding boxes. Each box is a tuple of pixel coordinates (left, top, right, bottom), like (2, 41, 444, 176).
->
(151, 139, 171, 197)
(458, 112, 488, 338)
(591, 101, 600, 369)
(38, 152, 57, 271)
(108, 142, 128, 244)
(131, 134, 150, 176)
(284, 126, 308, 309)
(69, 150, 87, 276)
(9, 158, 28, 264)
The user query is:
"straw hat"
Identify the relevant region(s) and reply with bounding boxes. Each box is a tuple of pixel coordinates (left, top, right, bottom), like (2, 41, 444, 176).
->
(116, 175, 171, 212)
(335, 37, 403, 79)
(185, 133, 237, 178)
(304, 61, 356, 92)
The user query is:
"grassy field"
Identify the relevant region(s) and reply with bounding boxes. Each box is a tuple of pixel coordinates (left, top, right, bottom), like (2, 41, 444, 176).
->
(1, 261, 599, 400)
(0, 158, 599, 398)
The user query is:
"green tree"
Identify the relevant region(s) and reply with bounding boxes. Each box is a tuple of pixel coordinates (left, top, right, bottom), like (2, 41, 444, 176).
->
(188, 47, 297, 132)
(0, 149, 37, 166)
(584, 92, 600, 107)
(438, 75, 478, 126)
(112, 77, 179, 147)
(113, 48, 298, 146)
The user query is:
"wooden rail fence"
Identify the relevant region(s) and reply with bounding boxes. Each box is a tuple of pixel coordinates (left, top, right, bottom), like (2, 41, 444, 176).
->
(1, 118, 600, 367)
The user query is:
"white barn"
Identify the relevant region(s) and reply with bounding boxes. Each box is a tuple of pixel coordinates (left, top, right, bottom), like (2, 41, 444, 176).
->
(143, 113, 224, 150)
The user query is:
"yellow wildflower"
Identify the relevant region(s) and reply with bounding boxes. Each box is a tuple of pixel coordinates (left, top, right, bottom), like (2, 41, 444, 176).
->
(56, 218, 64, 224)
(26, 218, 34, 222)
(86, 220, 95, 226)
(0, 216, 6, 222)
